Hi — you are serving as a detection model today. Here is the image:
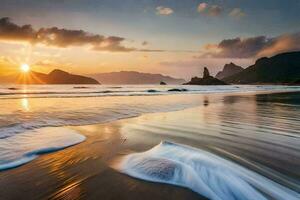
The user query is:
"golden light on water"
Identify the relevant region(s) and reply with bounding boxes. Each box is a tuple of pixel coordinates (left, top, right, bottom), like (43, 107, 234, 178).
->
(21, 98, 30, 111)
(20, 64, 30, 73)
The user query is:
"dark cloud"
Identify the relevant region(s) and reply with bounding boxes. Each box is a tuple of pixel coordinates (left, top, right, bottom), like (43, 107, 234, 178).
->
(199, 33, 300, 58)
(217, 36, 269, 58)
(0, 17, 134, 52)
(0, 17, 35, 42)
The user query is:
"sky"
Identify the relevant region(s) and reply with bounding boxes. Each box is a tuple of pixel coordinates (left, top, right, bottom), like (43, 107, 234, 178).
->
(0, 0, 300, 79)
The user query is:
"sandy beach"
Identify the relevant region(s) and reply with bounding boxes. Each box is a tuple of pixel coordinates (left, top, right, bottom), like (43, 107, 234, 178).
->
(0, 113, 205, 200)
(1, 91, 300, 200)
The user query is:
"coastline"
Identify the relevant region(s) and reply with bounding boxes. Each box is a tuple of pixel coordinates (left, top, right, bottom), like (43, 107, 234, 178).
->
(0, 118, 205, 200)
(1, 91, 300, 199)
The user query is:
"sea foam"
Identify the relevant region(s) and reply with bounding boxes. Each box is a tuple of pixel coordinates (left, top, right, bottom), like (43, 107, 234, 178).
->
(0, 127, 85, 171)
(116, 141, 300, 200)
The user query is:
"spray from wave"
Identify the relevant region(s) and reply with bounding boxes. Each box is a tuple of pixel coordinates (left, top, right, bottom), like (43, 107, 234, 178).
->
(114, 141, 300, 200)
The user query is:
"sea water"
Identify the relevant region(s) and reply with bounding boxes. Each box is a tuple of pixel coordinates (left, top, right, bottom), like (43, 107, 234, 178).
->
(0, 84, 300, 200)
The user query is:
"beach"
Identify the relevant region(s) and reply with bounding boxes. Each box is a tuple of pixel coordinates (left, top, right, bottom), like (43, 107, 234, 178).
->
(1, 89, 300, 200)
(2, 1, 300, 199)
(0, 109, 205, 200)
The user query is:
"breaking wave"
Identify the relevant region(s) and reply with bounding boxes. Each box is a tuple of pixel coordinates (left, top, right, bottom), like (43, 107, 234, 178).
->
(0, 127, 86, 171)
(116, 141, 300, 200)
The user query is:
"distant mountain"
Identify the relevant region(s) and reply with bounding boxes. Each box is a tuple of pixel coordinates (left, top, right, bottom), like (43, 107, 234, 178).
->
(215, 62, 244, 80)
(184, 67, 228, 85)
(1, 69, 99, 84)
(89, 71, 185, 84)
(224, 51, 300, 84)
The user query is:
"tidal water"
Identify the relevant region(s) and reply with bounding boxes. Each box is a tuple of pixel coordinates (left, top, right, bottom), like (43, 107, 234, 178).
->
(0, 85, 300, 200)
(112, 91, 300, 200)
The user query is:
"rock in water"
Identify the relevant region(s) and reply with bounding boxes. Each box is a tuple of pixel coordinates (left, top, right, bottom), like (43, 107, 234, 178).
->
(203, 67, 210, 78)
(184, 68, 228, 85)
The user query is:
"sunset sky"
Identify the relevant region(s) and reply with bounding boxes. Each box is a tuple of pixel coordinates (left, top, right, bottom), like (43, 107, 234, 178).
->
(0, 0, 300, 79)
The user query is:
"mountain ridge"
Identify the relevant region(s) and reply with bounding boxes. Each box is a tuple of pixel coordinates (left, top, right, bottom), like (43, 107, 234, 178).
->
(89, 71, 185, 84)
(224, 51, 300, 84)
(0, 69, 100, 84)
(215, 63, 244, 80)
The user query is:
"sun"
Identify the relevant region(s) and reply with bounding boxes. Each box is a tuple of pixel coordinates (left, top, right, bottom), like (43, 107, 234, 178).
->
(20, 64, 30, 73)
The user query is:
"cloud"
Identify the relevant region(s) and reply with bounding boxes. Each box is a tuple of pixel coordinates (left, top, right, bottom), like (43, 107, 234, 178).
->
(198, 33, 300, 58)
(0, 56, 15, 65)
(229, 8, 245, 18)
(0, 18, 35, 42)
(0, 17, 134, 52)
(208, 5, 223, 16)
(139, 49, 166, 52)
(197, 3, 223, 16)
(156, 6, 174, 16)
(0, 18, 195, 53)
(257, 33, 300, 57)
(197, 3, 208, 12)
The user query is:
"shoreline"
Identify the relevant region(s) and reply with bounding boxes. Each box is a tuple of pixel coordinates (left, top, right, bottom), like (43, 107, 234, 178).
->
(1, 85, 300, 100)
(1, 91, 300, 199)
(0, 116, 206, 200)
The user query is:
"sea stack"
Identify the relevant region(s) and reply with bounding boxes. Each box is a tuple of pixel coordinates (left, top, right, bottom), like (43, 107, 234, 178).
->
(203, 67, 210, 78)
(184, 67, 228, 85)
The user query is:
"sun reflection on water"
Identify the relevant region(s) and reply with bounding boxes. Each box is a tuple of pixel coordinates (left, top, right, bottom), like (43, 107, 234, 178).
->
(21, 98, 30, 111)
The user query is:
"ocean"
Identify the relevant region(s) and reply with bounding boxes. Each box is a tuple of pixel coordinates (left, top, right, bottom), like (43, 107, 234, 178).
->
(0, 84, 300, 199)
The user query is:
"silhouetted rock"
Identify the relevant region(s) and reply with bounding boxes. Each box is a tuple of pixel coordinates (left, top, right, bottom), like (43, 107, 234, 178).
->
(160, 81, 167, 85)
(215, 63, 243, 80)
(89, 71, 185, 84)
(203, 67, 210, 79)
(8, 87, 19, 90)
(290, 79, 300, 85)
(17, 69, 100, 84)
(168, 88, 188, 92)
(74, 86, 90, 89)
(224, 51, 300, 84)
(184, 68, 228, 85)
(147, 89, 159, 93)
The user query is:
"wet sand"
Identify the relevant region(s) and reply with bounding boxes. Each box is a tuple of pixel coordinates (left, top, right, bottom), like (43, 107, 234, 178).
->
(0, 118, 205, 200)
(1, 92, 300, 200)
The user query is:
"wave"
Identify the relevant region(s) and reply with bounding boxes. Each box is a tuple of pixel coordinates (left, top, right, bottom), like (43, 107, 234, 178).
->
(1, 85, 300, 99)
(0, 127, 85, 171)
(115, 141, 300, 200)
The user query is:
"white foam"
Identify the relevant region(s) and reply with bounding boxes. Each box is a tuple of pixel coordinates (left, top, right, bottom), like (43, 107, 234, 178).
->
(0, 127, 85, 171)
(117, 141, 300, 200)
